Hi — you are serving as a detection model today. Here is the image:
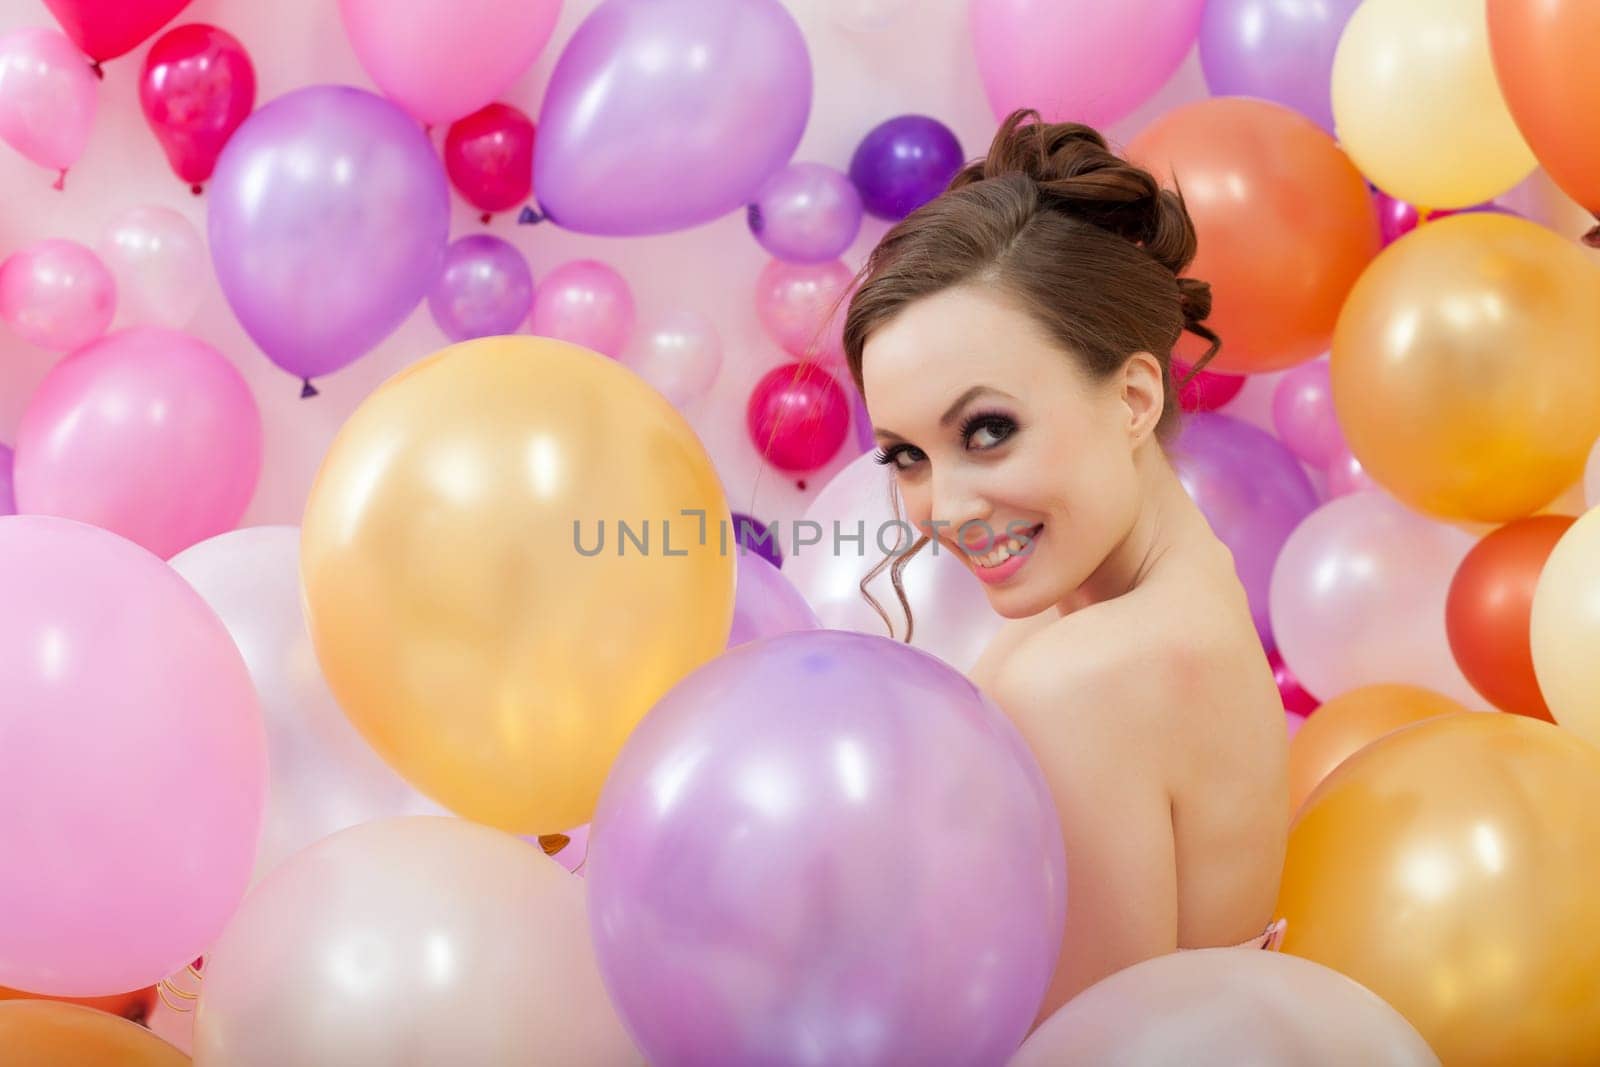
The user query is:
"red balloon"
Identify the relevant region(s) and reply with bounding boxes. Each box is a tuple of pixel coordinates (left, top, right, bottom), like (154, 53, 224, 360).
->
(444, 103, 535, 220)
(746, 362, 849, 473)
(1172, 358, 1244, 413)
(1445, 514, 1573, 721)
(43, 0, 190, 64)
(1269, 648, 1319, 716)
(139, 24, 255, 190)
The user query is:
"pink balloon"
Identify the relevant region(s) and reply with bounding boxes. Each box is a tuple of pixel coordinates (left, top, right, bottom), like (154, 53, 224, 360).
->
(14, 326, 262, 559)
(529, 259, 635, 358)
(0, 515, 266, 996)
(41, 0, 191, 63)
(754, 257, 853, 364)
(971, 0, 1206, 128)
(338, 0, 561, 126)
(746, 361, 850, 472)
(1172, 358, 1245, 412)
(1325, 443, 1378, 498)
(1272, 357, 1342, 467)
(0, 27, 98, 184)
(1285, 709, 1308, 738)
(0, 238, 116, 351)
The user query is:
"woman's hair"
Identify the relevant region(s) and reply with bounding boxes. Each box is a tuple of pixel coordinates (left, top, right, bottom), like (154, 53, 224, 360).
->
(834, 106, 1220, 644)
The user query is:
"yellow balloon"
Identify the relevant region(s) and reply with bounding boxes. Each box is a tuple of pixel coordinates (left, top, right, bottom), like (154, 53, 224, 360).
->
(301, 336, 735, 834)
(1331, 0, 1536, 208)
(1330, 213, 1600, 523)
(0, 1000, 188, 1066)
(1531, 505, 1600, 749)
(1277, 713, 1600, 1066)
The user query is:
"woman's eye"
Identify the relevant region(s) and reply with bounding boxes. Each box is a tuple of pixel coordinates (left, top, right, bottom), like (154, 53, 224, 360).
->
(873, 444, 925, 470)
(963, 414, 1016, 450)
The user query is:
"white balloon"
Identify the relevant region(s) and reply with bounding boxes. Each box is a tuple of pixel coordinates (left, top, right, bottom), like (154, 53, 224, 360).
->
(98, 205, 208, 329)
(823, 0, 916, 33)
(619, 308, 722, 409)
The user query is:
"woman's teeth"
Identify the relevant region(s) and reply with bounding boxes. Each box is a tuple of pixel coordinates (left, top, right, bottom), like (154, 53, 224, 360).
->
(974, 528, 1038, 568)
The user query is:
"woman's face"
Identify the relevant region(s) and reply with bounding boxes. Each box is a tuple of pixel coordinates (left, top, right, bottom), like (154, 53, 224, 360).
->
(861, 284, 1153, 619)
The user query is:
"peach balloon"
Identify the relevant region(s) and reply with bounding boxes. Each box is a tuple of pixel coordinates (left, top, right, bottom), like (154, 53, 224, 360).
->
(1530, 505, 1600, 750)
(0, 1001, 187, 1067)
(1287, 684, 1465, 815)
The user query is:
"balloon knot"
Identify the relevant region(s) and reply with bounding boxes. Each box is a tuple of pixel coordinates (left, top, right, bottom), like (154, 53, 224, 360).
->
(52, 169, 66, 191)
(89, 59, 104, 80)
(300, 378, 319, 399)
(747, 202, 764, 234)
(480, 211, 492, 225)
(1584, 222, 1600, 250)
(517, 205, 544, 225)
(191, 182, 204, 196)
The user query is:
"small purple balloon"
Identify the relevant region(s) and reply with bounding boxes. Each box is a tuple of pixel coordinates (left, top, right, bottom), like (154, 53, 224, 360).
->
(1174, 413, 1319, 652)
(208, 85, 450, 394)
(427, 234, 534, 342)
(534, 0, 812, 236)
(730, 511, 782, 567)
(849, 114, 964, 220)
(747, 161, 863, 263)
(727, 551, 820, 647)
(587, 629, 1066, 1067)
(1198, 0, 1362, 134)
(1271, 358, 1341, 468)
(0, 443, 14, 516)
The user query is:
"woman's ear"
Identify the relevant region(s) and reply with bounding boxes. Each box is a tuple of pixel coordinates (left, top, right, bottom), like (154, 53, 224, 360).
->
(1119, 351, 1166, 445)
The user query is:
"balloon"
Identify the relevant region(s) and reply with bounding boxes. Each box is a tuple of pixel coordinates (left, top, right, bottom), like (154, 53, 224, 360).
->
(1171, 358, 1243, 413)
(1531, 505, 1600, 750)
(300, 336, 734, 834)
(1446, 516, 1571, 721)
(1588, 439, 1600, 508)
(1014, 948, 1438, 1067)
(587, 630, 1065, 1066)
(730, 511, 781, 568)
(0, 238, 115, 351)
(727, 549, 819, 647)
(139, 24, 253, 191)
(746, 361, 850, 472)
(754, 257, 852, 364)
(0, 984, 157, 1024)
(192, 818, 637, 1065)
(169, 527, 446, 883)
(443, 101, 534, 219)
(785, 450, 1005, 671)
(1269, 647, 1318, 716)
(0, 1001, 188, 1067)
(1271, 358, 1340, 468)
(848, 114, 964, 221)
(1285, 709, 1307, 738)
(1332, 0, 1535, 209)
(337, 0, 561, 126)
(0, 516, 265, 996)
(0, 28, 97, 185)
(748, 161, 863, 263)
(1374, 187, 1420, 246)
(97, 206, 206, 329)
(0, 443, 13, 516)
(970, 0, 1204, 129)
(427, 234, 533, 342)
(41, 0, 189, 63)
(1197, 0, 1362, 134)
(1128, 98, 1379, 374)
(207, 85, 450, 393)
(1323, 444, 1375, 499)
(1277, 713, 1600, 1066)
(534, 0, 811, 236)
(619, 309, 722, 409)
(1269, 491, 1480, 706)
(1172, 413, 1319, 651)
(823, 0, 915, 33)
(529, 259, 634, 358)
(1330, 214, 1600, 522)
(849, 386, 874, 456)
(14, 327, 262, 560)
(1287, 684, 1465, 815)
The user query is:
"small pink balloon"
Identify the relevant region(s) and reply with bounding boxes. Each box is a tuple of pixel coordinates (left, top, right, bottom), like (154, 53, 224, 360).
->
(14, 326, 263, 559)
(746, 361, 851, 472)
(1272, 357, 1341, 467)
(1325, 443, 1377, 498)
(0, 238, 116, 351)
(529, 259, 635, 358)
(0, 27, 98, 185)
(754, 257, 853, 364)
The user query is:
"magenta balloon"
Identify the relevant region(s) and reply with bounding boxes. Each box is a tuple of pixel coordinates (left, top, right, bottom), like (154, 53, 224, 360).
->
(1271, 358, 1342, 468)
(1173, 413, 1318, 652)
(1197, 0, 1363, 134)
(587, 629, 1066, 1066)
(727, 550, 820, 647)
(534, 0, 812, 236)
(748, 161, 863, 263)
(746, 361, 851, 472)
(207, 85, 449, 390)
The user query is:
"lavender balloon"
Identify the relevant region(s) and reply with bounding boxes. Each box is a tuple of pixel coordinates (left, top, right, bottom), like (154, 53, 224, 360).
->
(208, 85, 450, 395)
(427, 234, 533, 342)
(849, 115, 964, 220)
(748, 161, 864, 263)
(1198, 0, 1362, 134)
(1173, 413, 1318, 652)
(587, 630, 1066, 1066)
(534, 0, 812, 236)
(727, 551, 820, 648)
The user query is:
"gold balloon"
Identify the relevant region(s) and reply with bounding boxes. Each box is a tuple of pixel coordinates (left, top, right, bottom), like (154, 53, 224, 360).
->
(1531, 504, 1600, 749)
(1288, 684, 1464, 816)
(1331, 213, 1600, 523)
(301, 337, 735, 834)
(0, 1000, 188, 1066)
(1277, 713, 1600, 1066)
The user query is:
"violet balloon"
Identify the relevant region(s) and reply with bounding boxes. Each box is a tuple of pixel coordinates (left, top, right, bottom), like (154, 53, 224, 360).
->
(534, 0, 812, 236)
(1272, 358, 1342, 468)
(1173, 413, 1319, 651)
(727, 550, 820, 648)
(0, 27, 97, 186)
(748, 161, 864, 263)
(730, 511, 782, 568)
(428, 234, 533, 342)
(586, 630, 1066, 1066)
(1198, 0, 1363, 134)
(207, 85, 450, 394)
(529, 259, 635, 358)
(849, 114, 964, 220)
(0, 238, 116, 352)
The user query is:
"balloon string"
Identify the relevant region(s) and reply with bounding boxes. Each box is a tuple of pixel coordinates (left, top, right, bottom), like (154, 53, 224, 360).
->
(52, 169, 66, 191)
(1584, 221, 1600, 249)
(157, 978, 198, 1014)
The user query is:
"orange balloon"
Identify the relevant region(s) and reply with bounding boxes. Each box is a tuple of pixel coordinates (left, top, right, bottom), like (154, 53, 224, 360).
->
(1287, 684, 1464, 815)
(0, 985, 157, 1023)
(1127, 97, 1379, 374)
(1277, 713, 1600, 1066)
(1488, 0, 1600, 221)
(0, 1000, 188, 1065)
(1446, 515, 1573, 720)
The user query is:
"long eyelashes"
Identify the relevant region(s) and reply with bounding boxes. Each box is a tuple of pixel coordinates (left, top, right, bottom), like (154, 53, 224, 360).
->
(873, 411, 1018, 470)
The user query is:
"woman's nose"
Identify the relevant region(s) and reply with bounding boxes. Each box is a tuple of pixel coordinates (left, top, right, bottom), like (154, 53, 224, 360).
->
(926, 469, 990, 546)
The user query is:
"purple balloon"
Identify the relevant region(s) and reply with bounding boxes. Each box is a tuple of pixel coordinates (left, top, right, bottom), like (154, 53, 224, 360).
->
(1197, 0, 1362, 134)
(849, 114, 964, 220)
(1173, 413, 1319, 652)
(534, 0, 812, 236)
(0, 443, 13, 516)
(427, 234, 534, 342)
(208, 85, 450, 394)
(730, 511, 782, 568)
(587, 630, 1066, 1066)
(747, 161, 863, 263)
(727, 551, 820, 648)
